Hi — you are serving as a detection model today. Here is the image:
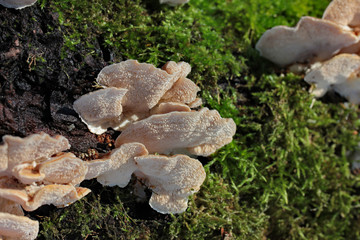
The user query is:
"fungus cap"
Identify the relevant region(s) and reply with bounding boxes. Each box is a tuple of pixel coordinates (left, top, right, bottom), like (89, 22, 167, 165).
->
(0, 0, 37, 9)
(134, 154, 206, 214)
(255, 16, 358, 66)
(73, 87, 128, 135)
(115, 108, 236, 156)
(86, 143, 148, 187)
(0, 212, 39, 240)
(323, 0, 360, 28)
(96, 60, 180, 116)
(2, 132, 70, 173)
(304, 53, 360, 101)
(0, 177, 90, 211)
(160, 77, 200, 106)
(39, 152, 88, 185)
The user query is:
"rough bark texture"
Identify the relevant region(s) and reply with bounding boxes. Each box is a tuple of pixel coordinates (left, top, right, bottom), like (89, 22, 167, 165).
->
(0, 5, 113, 153)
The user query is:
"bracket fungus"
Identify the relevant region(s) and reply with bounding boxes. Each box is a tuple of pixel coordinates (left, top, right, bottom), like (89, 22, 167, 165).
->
(0, 212, 39, 240)
(115, 108, 236, 156)
(323, 0, 360, 29)
(304, 54, 360, 103)
(73, 60, 236, 214)
(75, 60, 202, 133)
(96, 60, 181, 117)
(85, 143, 148, 187)
(0, 133, 91, 240)
(134, 154, 206, 214)
(0, 0, 37, 9)
(255, 16, 358, 66)
(73, 87, 128, 135)
(256, 0, 360, 105)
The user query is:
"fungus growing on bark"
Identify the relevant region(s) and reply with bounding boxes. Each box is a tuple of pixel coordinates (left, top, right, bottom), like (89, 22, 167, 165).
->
(0, 133, 92, 240)
(0, 0, 37, 9)
(73, 87, 128, 134)
(0, 177, 90, 212)
(75, 60, 202, 133)
(115, 108, 236, 156)
(255, 16, 358, 66)
(304, 54, 360, 103)
(12, 152, 88, 185)
(1, 132, 70, 176)
(85, 143, 148, 187)
(134, 154, 206, 214)
(96, 60, 180, 118)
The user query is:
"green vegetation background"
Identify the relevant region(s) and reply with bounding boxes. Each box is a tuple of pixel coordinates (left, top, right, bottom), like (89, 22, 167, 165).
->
(36, 0, 360, 239)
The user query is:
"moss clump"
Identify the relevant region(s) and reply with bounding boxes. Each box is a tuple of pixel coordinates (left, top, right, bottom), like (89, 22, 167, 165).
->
(204, 73, 360, 239)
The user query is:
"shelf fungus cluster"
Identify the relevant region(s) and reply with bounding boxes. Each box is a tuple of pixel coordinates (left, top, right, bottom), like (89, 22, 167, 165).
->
(256, 0, 360, 104)
(0, 132, 91, 240)
(74, 60, 236, 213)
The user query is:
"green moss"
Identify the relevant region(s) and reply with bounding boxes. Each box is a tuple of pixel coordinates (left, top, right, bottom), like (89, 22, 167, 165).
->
(204, 74, 360, 239)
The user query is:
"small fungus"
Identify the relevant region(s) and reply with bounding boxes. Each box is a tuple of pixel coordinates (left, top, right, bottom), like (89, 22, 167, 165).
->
(323, 0, 360, 29)
(304, 53, 360, 103)
(255, 16, 358, 66)
(134, 154, 206, 214)
(0, 212, 39, 240)
(115, 108, 236, 156)
(73, 87, 128, 134)
(0, 177, 90, 211)
(85, 143, 148, 187)
(96, 60, 180, 117)
(0, 0, 37, 9)
(1, 132, 70, 176)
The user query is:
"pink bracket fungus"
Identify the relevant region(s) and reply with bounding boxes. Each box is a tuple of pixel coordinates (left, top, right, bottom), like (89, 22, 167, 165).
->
(0, 212, 39, 240)
(75, 60, 202, 133)
(134, 154, 206, 214)
(85, 143, 148, 187)
(72, 59, 236, 214)
(96, 60, 181, 118)
(255, 16, 358, 66)
(0, 0, 37, 9)
(115, 107, 236, 156)
(1, 132, 70, 177)
(73, 87, 128, 135)
(323, 0, 360, 29)
(0, 133, 91, 240)
(0, 176, 90, 212)
(0, 198, 39, 240)
(304, 53, 360, 103)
